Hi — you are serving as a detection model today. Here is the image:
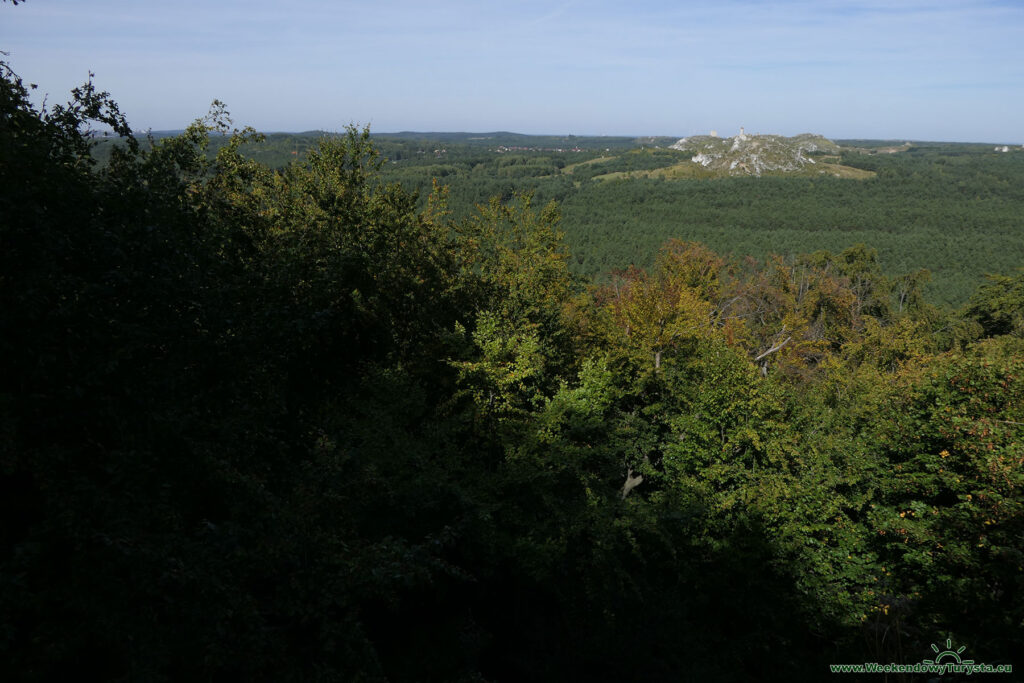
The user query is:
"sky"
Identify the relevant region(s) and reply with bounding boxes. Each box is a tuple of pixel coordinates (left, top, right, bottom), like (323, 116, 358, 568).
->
(1, 0, 1022, 141)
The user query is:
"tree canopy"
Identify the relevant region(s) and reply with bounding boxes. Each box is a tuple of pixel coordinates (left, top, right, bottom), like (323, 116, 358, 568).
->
(2, 62, 1022, 681)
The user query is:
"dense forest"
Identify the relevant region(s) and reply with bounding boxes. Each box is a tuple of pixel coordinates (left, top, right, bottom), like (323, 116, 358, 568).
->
(3, 60, 1024, 682)
(102, 128, 1024, 308)
(377, 135, 1024, 309)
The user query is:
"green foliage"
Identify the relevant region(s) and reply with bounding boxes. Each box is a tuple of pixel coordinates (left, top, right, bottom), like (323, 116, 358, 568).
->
(860, 351, 1024, 659)
(4, 61, 1024, 682)
(967, 270, 1024, 337)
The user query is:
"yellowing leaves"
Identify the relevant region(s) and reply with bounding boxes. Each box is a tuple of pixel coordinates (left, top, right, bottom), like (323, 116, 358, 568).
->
(597, 245, 718, 371)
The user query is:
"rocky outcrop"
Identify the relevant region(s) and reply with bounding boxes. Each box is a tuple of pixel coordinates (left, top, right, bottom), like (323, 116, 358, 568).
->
(669, 132, 840, 177)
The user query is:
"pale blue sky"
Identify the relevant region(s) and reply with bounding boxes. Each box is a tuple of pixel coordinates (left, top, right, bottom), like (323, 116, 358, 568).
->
(2, 0, 1021, 141)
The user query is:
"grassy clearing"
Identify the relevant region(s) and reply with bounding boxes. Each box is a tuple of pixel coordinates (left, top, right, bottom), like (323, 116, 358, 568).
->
(815, 162, 876, 179)
(562, 156, 615, 174)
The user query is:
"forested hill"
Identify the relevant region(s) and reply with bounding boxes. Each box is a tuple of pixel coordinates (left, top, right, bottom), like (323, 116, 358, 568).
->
(4, 64, 1024, 681)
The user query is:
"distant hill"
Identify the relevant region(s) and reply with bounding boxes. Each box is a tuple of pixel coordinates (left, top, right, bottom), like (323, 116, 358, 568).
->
(667, 132, 872, 178)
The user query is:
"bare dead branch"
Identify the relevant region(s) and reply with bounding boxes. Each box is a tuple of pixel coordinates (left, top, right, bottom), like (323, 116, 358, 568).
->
(755, 336, 792, 362)
(621, 467, 644, 499)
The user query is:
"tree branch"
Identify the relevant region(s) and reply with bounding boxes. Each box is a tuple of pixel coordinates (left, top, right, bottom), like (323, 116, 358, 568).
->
(621, 467, 644, 499)
(755, 336, 792, 361)
(621, 455, 651, 499)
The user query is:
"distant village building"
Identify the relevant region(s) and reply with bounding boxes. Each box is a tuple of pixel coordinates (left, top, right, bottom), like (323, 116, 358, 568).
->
(710, 130, 718, 137)
(995, 145, 1010, 152)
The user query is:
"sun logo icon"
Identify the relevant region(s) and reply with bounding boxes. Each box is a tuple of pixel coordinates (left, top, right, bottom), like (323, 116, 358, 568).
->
(923, 638, 974, 665)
